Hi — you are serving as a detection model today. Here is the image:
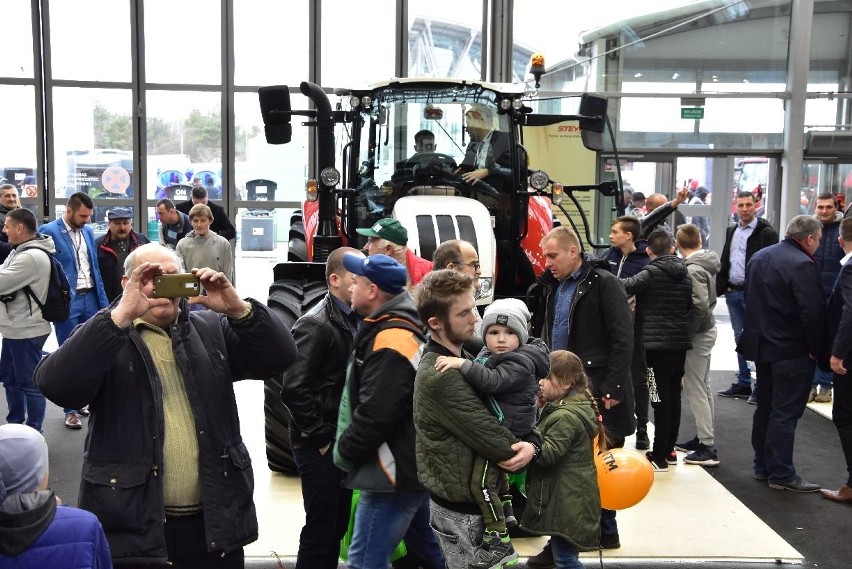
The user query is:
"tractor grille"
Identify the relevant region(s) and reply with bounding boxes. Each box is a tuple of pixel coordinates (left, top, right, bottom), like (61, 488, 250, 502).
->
(416, 214, 478, 261)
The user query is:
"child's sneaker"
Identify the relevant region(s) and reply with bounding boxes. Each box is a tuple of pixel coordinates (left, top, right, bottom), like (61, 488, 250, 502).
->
(468, 531, 518, 569)
(502, 500, 518, 529)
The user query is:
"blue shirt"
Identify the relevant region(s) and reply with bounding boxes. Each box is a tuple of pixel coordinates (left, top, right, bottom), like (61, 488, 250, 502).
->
(729, 217, 757, 285)
(549, 265, 585, 349)
(331, 294, 360, 334)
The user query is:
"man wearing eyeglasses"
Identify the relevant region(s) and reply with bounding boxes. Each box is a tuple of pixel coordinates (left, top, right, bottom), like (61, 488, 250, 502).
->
(434, 239, 484, 353)
(357, 218, 432, 290)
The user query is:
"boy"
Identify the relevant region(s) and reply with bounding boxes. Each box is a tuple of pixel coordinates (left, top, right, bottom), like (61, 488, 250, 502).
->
(435, 298, 549, 569)
(176, 203, 233, 281)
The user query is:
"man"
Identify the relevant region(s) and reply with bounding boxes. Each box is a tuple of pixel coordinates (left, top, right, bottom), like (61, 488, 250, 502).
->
(642, 192, 686, 236)
(332, 253, 444, 569)
(626, 191, 646, 216)
(280, 247, 363, 569)
(414, 269, 536, 569)
(433, 239, 484, 353)
(621, 228, 693, 472)
(822, 217, 852, 504)
(602, 216, 652, 450)
(0, 209, 55, 433)
(536, 225, 634, 555)
(674, 224, 722, 466)
(357, 218, 432, 289)
(811, 193, 844, 403)
(413, 129, 436, 154)
(176, 204, 233, 280)
(176, 187, 236, 241)
(716, 190, 779, 401)
(458, 104, 511, 188)
(95, 207, 150, 302)
(35, 243, 297, 567)
(0, 183, 20, 243)
(39, 192, 109, 430)
(156, 198, 192, 249)
(738, 215, 827, 492)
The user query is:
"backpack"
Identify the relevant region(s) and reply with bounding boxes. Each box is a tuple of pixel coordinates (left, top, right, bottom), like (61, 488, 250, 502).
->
(22, 248, 71, 322)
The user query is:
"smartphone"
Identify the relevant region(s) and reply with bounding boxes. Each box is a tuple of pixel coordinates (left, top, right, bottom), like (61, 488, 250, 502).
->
(152, 274, 201, 298)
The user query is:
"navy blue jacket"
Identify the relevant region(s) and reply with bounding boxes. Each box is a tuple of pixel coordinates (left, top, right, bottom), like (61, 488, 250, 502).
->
(737, 238, 827, 363)
(602, 241, 651, 278)
(815, 217, 844, 299)
(828, 261, 852, 368)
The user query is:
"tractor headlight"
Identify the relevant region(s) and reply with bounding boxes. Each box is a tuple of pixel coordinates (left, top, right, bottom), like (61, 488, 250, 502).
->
(530, 170, 550, 191)
(320, 167, 341, 187)
(305, 179, 318, 202)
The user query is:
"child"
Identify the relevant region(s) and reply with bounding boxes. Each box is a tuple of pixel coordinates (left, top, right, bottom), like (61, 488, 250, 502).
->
(522, 350, 606, 568)
(176, 203, 233, 281)
(435, 298, 549, 569)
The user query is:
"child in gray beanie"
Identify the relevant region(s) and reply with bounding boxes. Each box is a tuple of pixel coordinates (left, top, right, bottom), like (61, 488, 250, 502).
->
(0, 424, 113, 567)
(434, 298, 550, 568)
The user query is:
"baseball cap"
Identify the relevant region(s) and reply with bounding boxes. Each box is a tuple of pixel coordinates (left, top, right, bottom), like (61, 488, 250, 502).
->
(107, 207, 132, 220)
(356, 218, 408, 246)
(342, 253, 407, 295)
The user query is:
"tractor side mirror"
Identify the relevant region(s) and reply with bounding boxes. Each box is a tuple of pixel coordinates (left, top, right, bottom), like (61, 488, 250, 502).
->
(259, 86, 293, 144)
(579, 94, 607, 152)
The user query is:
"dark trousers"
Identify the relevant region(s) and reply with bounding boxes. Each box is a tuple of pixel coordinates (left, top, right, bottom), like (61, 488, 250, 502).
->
(631, 333, 649, 427)
(291, 435, 352, 569)
(751, 358, 813, 483)
(647, 349, 686, 463)
(833, 372, 852, 487)
(469, 454, 510, 533)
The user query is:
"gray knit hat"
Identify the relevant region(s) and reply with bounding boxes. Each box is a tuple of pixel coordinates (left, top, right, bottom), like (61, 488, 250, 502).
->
(481, 298, 530, 345)
(0, 424, 49, 502)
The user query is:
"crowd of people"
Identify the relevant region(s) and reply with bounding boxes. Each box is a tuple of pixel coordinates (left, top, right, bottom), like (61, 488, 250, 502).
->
(1, 180, 852, 569)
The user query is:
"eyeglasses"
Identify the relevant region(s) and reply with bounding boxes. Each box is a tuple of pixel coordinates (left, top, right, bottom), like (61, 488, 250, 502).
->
(455, 260, 481, 271)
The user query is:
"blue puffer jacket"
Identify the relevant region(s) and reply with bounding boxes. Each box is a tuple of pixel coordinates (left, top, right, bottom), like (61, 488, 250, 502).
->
(0, 490, 113, 568)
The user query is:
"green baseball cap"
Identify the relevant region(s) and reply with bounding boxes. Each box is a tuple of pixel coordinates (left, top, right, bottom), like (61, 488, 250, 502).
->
(356, 218, 408, 246)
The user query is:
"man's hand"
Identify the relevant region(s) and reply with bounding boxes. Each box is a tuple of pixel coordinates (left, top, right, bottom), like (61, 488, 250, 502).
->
(460, 168, 488, 185)
(435, 356, 465, 372)
(188, 268, 249, 318)
(602, 397, 621, 410)
(673, 187, 689, 207)
(111, 262, 171, 328)
(498, 441, 535, 472)
(831, 355, 847, 375)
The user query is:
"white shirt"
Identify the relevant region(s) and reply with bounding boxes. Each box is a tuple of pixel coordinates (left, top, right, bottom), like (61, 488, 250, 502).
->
(62, 218, 94, 290)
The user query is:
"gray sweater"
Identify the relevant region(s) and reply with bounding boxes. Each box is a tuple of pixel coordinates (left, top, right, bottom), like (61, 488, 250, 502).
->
(0, 235, 55, 339)
(175, 230, 233, 280)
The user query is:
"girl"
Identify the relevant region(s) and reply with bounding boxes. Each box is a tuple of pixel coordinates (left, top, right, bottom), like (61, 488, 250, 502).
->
(521, 350, 607, 568)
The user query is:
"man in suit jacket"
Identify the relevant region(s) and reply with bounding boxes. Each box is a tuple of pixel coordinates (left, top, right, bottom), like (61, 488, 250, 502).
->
(38, 191, 109, 430)
(823, 217, 852, 504)
(176, 187, 236, 241)
(738, 215, 826, 492)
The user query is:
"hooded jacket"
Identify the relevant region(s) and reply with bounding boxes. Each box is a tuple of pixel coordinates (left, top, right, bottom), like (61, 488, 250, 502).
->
(621, 255, 693, 351)
(333, 292, 426, 492)
(459, 338, 550, 438)
(0, 235, 55, 339)
(602, 240, 651, 278)
(0, 490, 112, 568)
(684, 250, 721, 335)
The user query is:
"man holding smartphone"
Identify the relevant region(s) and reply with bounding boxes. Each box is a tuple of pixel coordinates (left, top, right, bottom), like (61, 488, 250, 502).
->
(35, 243, 297, 568)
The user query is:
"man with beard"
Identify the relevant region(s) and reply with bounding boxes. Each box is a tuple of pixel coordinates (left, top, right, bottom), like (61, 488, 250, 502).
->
(95, 207, 150, 302)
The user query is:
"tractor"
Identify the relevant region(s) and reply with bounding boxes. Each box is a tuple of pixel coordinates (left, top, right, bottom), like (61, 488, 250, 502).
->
(258, 78, 620, 474)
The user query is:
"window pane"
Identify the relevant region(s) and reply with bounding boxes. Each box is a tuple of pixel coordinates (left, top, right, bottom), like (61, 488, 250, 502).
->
(0, 85, 38, 210)
(146, 91, 222, 200)
(234, 92, 309, 204)
(322, 0, 394, 86)
(144, 0, 221, 84)
(49, 0, 130, 82)
(1, 1, 33, 78)
(52, 88, 134, 200)
(408, 0, 483, 78)
(234, 2, 308, 86)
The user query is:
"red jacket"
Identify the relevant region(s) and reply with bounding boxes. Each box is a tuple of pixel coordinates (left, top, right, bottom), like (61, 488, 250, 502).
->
(406, 248, 433, 286)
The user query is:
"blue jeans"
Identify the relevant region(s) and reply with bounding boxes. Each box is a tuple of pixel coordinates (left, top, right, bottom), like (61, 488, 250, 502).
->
(291, 435, 352, 569)
(751, 357, 814, 482)
(551, 536, 583, 569)
(813, 367, 833, 389)
(0, 335, 49, 432)
(348, 489, 444, 569)
(428, 500, 484, 569)
(55, 292, 102, 415)
(725, 290, 753, 386)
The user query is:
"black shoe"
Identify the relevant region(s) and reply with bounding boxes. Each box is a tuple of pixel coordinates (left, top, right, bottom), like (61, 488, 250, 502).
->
(645, 451, 668, 472)
(526, 540, 555, 569)
(667, 451, 678, 465)
(684, 444, 720, 466)
(768, 476, 821, 493)
(674, 436, 699, 453)
(600, 532, 621, 549)
(635, 428, 650, 450)
(468, 531, 517, 569)
(718, 383, 752, 398)
(502, 500, 518, 529)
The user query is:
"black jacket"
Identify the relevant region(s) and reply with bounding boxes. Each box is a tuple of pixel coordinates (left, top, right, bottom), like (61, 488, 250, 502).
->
(621, 255, 693, 351)
(34, 299, 296, 564)
(280, 293, 355, 449)
(716, 218, 779, 294)
(538, 260, 636, 438)
(95, 230, 150, 302)
(737, 238, 827, 363)
(177, 200, 236, 241)
(829, 261, 852, 367)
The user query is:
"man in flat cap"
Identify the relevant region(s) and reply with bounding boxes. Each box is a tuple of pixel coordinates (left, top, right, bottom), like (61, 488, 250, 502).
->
(357, 218, 432, 289)
(95, 207, 150, 302)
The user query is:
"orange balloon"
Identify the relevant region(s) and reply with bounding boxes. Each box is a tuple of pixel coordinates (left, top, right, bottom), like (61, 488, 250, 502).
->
(594, 447, 655, 510)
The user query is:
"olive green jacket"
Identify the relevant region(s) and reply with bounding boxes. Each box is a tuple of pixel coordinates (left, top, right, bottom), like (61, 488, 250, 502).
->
(521, 394, 602, 551)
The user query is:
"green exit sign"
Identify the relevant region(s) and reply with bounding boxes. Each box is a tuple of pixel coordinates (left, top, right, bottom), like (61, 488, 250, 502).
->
(681, 107, 705, 119)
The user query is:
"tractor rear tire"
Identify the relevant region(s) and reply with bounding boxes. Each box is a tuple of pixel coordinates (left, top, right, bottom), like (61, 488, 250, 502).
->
(264, 278, 328, 475)
(288, 218, 307, 262)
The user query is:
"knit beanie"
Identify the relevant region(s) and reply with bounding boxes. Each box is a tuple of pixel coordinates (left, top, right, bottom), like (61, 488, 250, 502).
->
(481, 298, 530, 345)
(0, 424, 49, 502)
